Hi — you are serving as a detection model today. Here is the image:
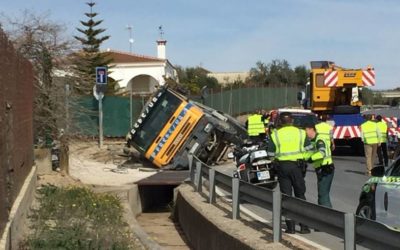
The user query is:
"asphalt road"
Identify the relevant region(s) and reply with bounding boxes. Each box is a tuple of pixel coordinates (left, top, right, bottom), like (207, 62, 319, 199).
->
(215, 147, 374, 250)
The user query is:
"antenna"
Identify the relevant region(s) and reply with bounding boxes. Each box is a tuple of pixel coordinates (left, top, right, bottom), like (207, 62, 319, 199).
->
(158, 25, 164, 40)
(126, 25, 134, 53)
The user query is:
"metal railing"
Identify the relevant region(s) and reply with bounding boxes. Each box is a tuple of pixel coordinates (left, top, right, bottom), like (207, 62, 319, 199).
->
(188, 154, 400, 250)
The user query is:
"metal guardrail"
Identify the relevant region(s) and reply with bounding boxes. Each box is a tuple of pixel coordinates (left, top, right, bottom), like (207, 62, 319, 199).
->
(188, 154, 400, 250)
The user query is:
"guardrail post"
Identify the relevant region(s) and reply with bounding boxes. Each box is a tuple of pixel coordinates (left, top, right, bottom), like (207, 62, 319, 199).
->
(344, 213, 355, 250)
(272, 189, 282, 243)
(209, 168, 216, 204)
(195, 161, 202, 192)
(188, 154, 194, 182)
(232, 178, 240, 219)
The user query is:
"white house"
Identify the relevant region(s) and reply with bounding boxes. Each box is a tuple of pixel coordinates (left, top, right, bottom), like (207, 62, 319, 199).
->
(107, 40, 177, 94)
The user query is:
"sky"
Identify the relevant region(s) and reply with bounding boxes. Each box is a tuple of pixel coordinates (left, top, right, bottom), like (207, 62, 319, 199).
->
(1, 0, 400, 89)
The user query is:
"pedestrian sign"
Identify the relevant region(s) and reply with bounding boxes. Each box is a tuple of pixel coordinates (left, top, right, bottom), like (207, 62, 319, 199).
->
(96, 66, 108, 84)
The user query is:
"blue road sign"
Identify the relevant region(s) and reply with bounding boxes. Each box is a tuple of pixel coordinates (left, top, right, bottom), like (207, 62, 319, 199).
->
(96, 66, 108, 84)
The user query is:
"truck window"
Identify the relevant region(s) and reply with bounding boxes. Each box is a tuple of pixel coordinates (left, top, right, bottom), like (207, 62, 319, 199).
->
(316, 74, 325, 87)
(131, 91, 182, 153)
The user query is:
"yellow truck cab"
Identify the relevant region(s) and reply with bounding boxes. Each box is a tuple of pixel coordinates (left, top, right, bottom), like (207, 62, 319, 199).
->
(307, 61, 375, 114)
(126, 86, 247, 170)
(300, 61, 376, 154)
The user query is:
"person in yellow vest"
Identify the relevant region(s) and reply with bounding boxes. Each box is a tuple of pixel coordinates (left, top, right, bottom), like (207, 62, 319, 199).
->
(315, 115, 335, 151)
(360, 114, 381, 176)
(375, 115, 388, 167)
(268, 112, 313, 234)
(245, 110, 266, 142)
(305, 125, 334, 208)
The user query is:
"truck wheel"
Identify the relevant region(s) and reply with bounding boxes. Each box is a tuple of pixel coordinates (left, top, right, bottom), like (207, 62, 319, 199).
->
(349, 139, 365, 156)
(333, 105, 360, 114)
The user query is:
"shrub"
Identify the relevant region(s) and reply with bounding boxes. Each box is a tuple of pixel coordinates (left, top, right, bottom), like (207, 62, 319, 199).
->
(21, 184, 136, 249)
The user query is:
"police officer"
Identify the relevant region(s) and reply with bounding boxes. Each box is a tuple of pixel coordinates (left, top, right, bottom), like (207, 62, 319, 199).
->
(268, 112, 312, 234)
(305, 125, 335, 208)
(315, 115, 335, 151)
(376, 115, 388, 167)
(246, 110, 266, 142)
(360, 114, 381, 176)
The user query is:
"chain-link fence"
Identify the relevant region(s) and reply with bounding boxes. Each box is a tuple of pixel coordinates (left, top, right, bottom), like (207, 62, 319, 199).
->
(202, 86, 300, 115)
(0, 29, 34, 235)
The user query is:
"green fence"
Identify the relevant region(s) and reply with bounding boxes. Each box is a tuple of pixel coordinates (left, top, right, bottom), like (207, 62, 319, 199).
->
(74, 86, 300, 137)
(73, 96, 136, 137)
(202, 86, 300, 115)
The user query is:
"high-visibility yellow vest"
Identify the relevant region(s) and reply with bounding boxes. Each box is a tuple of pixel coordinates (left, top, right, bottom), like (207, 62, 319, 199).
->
(315, 122, 333, 141)
(247, 114, 265, 136)
(311, 134, 333, 168)
(361, 121, 380, 144)
(377, 121, 388, 143)
(272, 126, 306, 161)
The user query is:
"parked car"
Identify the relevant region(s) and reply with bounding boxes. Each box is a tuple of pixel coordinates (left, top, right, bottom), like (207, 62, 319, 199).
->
(356, 160, 400, 231)
(269, 108, 318, 129)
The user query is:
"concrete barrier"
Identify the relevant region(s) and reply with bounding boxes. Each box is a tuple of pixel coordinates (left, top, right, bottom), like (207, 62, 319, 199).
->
(174, 184, 290, 250)
(0, 166, 37, 250)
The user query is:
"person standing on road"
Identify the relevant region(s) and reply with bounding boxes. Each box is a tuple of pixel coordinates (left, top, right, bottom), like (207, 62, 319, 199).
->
(376, 115, 388, 167)
(360, 114, 381, 176)
(268, 112, 312, 234)
(245, 110, 266, 143)
(315, 115, 335, 151)
(305, 125, 335, 208)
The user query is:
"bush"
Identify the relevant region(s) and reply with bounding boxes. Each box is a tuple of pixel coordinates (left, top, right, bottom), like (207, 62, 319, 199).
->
(21, 185, 136, 249)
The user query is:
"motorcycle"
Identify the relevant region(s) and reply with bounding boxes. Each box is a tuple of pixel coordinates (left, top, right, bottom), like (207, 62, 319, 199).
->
(230, 140, 277, 189)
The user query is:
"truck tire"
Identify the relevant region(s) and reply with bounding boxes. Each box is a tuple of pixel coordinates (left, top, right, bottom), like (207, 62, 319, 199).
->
(333, 105, 360, 114)
(348, 138, 365, 156)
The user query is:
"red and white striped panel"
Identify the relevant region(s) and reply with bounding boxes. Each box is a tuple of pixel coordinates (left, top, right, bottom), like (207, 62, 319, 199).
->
(324, 70, 338, 87)
(382, 116, 397, 128)
(333, 126, 361, 139)
(362, 70, 375, 86)
(388, 128, 397, 136)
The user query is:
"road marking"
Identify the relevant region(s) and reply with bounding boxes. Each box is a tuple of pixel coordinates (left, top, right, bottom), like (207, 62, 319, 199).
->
(240, 205, 270, 224)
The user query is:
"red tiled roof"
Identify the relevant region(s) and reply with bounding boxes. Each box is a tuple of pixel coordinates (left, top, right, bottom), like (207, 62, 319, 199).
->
(105, 50, 165, 63)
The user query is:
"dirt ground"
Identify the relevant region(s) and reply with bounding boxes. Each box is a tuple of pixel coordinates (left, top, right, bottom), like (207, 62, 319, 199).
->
(64, 139, 157, 187)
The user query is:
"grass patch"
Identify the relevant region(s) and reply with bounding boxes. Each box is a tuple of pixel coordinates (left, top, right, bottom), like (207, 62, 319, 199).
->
(21, 185, 138, 249)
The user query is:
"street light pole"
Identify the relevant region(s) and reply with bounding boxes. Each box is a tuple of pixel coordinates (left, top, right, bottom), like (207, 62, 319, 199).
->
(126, 25, 134, 53)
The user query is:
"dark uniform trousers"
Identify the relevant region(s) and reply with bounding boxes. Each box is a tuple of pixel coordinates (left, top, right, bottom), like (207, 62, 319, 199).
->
(276, 161, 306, 199)
(316, 164, 335, 208)
(377, 142, 388, 167)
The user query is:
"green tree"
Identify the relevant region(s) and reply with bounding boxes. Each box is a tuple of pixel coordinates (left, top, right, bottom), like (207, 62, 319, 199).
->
(294, 65, 310, 86)
(248, 61, 268, 85)
(247, 59, 305, 86)
(174, 65, 219, 94)
(73, 1, 116, 95)
(265, 59, 296, 86)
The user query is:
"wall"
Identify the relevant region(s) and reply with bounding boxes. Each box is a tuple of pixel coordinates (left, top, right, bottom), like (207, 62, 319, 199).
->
(0, 29, 34, 236)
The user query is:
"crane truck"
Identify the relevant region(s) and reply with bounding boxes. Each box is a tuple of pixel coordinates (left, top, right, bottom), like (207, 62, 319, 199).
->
(300, 61, 375, 153)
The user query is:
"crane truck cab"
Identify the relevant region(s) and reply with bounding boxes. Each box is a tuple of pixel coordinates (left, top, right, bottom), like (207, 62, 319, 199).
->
(299, 61, 376, 154)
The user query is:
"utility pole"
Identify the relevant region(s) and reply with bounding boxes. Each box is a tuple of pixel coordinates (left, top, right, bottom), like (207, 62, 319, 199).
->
(126, 25, 134, 53)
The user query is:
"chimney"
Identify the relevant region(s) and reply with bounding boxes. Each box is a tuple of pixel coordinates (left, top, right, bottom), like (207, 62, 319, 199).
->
(157, 40, 167, 59)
